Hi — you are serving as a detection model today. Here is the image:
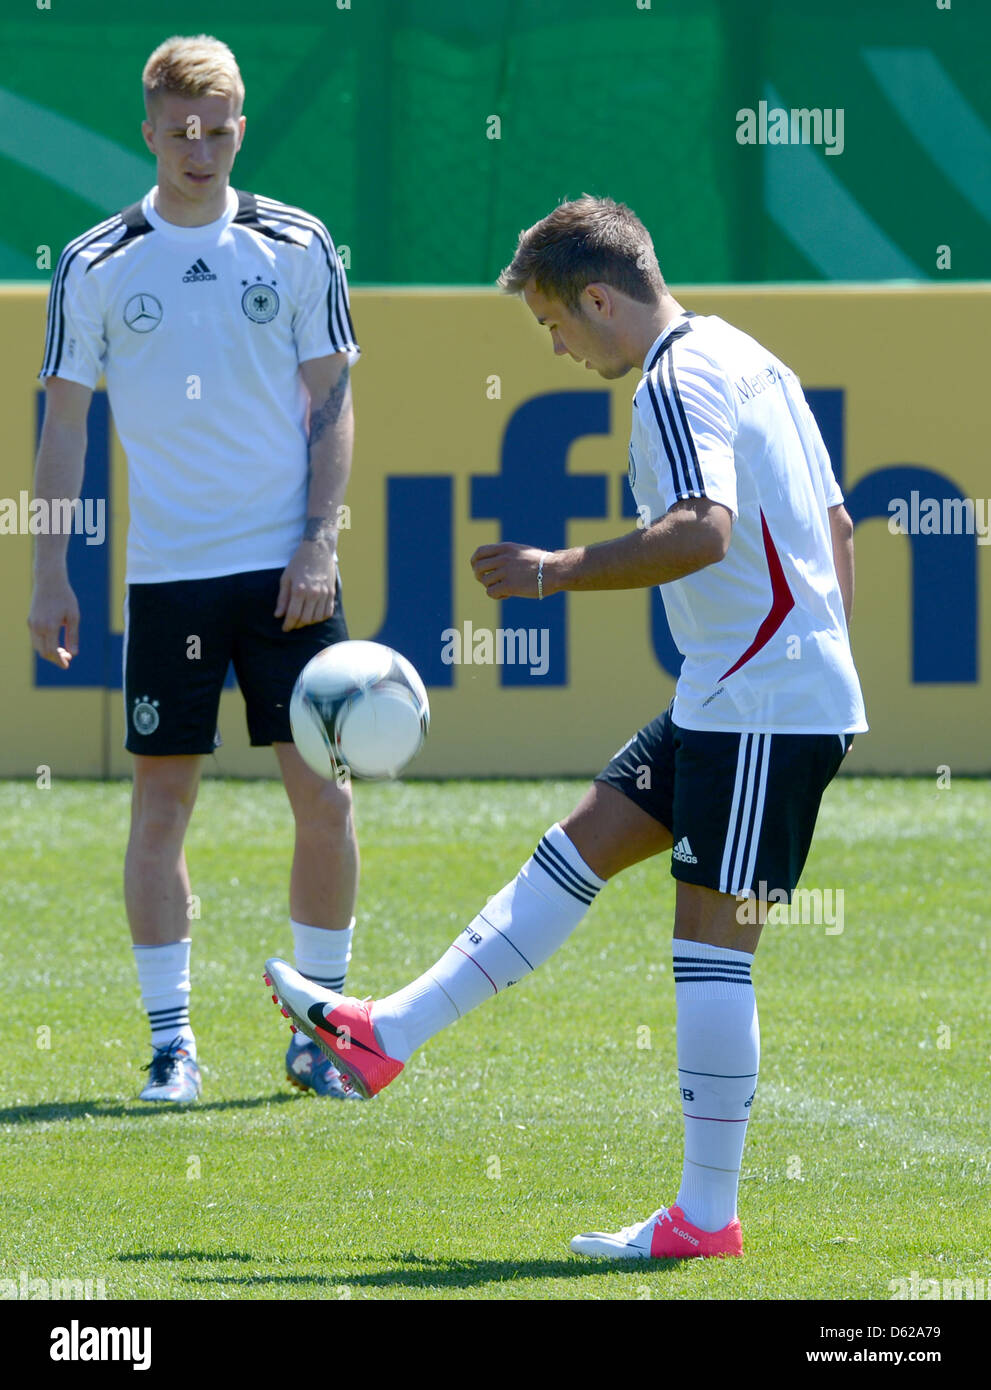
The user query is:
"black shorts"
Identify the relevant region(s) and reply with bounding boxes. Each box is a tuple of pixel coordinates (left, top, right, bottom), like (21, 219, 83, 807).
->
(595, 701, 854, 901)
(123, 567, 349, 754)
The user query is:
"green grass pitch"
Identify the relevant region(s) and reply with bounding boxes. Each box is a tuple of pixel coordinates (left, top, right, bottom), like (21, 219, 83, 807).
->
(0, 776, 987, 1301)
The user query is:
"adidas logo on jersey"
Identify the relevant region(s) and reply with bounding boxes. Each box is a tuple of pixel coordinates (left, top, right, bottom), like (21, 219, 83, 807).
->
(183, 258, 217, 282)
(672, 837, 698, 864)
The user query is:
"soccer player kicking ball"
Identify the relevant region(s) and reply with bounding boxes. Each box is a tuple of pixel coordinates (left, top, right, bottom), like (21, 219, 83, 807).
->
(31, 36, 363, 1103)
(265, 196, 868, 1258)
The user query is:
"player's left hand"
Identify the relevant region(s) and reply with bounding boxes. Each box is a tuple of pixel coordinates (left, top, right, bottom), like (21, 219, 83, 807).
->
(276, 544, 337, 630)
(470, 543, 552, 599)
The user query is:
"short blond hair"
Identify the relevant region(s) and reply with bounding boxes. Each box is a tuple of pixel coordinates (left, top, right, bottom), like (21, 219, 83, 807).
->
(143, 35, 245, 119)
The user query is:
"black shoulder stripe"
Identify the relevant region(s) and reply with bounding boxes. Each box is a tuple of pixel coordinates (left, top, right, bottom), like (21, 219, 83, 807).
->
(232, 189, 300, 245)
(241, 192, 357, 351)
(660, 348, 705, 495)
(645, 320, 693, 373)
(645, 368, 691, 497)
(643, 324, 705, 500)
(41, 213, 119, 375)
(42, 214, 126, 377)
(253, 194, 333, 254)
(85, 202, 154, 272)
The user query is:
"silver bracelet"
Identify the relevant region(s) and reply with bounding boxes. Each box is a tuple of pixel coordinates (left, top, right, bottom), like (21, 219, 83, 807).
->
(537, 553, 546, 600)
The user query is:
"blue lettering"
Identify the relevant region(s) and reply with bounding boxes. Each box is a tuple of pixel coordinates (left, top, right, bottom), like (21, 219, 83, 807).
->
(472, 391, 611, 685)
(621, 479, 682, 678)
(807, 388, 976, 683)
(34, 390, 124, 689)
(32, 386, 978, 695)
(369, 476, 453, 683)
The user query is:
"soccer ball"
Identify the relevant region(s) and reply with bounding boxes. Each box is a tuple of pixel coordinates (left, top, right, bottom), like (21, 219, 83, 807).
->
(290, 640, 429, 781)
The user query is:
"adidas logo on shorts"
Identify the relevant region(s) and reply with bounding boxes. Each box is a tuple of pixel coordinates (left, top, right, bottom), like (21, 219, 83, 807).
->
(672, 837, 698, 864)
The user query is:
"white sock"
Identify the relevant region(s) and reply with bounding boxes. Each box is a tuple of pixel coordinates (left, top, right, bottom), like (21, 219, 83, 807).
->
(673, 939, 760, 1233)
(372, 824, 605, 1062)
(291, 917, 354, 1047)
(133, 938, 195, 1057)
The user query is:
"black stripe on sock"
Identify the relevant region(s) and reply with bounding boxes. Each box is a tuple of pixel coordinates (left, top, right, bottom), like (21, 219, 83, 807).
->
(536, 836, 601, 899)
(673, 972, 753, 985)
(673, 956, 750, 969)
(477, 911, 534, 971)
(300, 974, 346, 990)
(532, 842, 596, 904)
(679, 1069, 759, 1079)
(673, 965, 751, 976)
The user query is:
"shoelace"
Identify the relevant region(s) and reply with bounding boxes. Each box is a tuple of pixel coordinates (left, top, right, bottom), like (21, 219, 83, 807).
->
(614, 1207, 670, 1244)
(142, 1036, 187, 1084)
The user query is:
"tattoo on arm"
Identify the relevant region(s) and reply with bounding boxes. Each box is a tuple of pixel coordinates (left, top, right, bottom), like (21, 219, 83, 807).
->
(308, 364, 350, 446)
(303, 515, 335, 544)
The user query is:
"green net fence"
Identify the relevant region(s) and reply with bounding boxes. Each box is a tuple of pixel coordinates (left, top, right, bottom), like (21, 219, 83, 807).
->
(2, 0, 986, 284)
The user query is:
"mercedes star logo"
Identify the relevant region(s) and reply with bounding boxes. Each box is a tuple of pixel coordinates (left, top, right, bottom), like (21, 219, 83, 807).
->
(123, 293, 164, 333)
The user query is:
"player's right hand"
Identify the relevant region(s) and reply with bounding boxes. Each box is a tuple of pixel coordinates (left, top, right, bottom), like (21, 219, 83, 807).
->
(28, 580, 80, 669)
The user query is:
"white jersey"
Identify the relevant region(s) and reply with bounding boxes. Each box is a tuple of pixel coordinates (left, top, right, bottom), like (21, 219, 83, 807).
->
(39, 186, 359, 583)
(629, 311, 867, 734)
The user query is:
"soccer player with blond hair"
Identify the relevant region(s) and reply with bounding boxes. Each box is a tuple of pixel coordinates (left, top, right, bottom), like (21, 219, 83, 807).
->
(31, 35, 363, 1102)
(265, 196, 868, 1259)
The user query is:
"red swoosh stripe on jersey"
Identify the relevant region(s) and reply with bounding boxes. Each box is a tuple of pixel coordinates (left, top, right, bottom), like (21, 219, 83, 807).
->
(718, 508, 795, 681)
